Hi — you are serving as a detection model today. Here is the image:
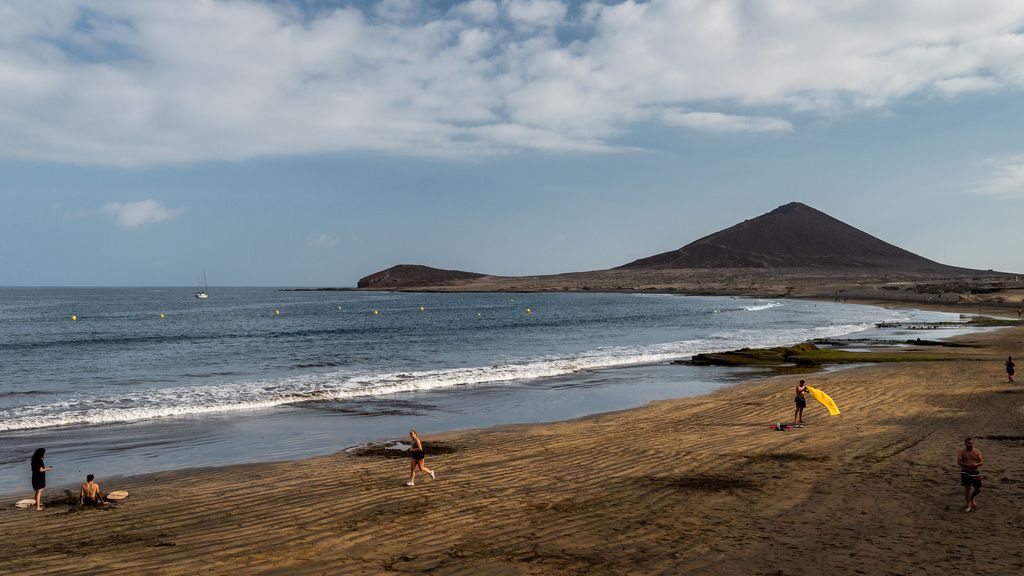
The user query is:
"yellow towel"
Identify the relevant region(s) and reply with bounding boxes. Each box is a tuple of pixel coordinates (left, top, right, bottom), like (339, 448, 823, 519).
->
(806, 385, 840, 416)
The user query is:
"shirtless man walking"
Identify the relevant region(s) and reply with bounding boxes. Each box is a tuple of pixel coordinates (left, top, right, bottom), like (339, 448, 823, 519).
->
(957, 438, 984, 512)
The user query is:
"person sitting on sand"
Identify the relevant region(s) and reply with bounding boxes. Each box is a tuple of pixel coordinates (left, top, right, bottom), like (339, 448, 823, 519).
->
(793, 380, 808, 424)
(405, 429, 435, 487)
(79, 474, 107, 506)
(1006, 356, 1015, 383)
(30, 448, 52, 511)
(957, 437, 984, 512)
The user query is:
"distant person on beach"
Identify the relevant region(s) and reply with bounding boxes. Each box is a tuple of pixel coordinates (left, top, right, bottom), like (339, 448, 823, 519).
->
(1006, 356, 1015, 383)
(405, 429, 435, 487)
(79, 474, 107, 506)
(30, 448, 52, 511)
(793, 380, 808, 424)
(957, 438, 984, 512)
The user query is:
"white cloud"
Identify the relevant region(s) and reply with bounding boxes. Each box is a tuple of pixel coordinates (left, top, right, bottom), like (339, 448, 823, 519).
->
(449, 0, 499, 23)
(503, 0, 567, 27)
(101, 200, 185, 227)
(310, 233, 339, 247)
(660, 109, 793, 133)
(374, 0, 423, 23)
(969, 156, 1024, 197)
(1, 1, 1024, 165)
(935, 75, 1002, 95)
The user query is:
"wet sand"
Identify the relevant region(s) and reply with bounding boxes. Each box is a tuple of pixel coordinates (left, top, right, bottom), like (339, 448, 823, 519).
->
(2, 327, 1023, 574)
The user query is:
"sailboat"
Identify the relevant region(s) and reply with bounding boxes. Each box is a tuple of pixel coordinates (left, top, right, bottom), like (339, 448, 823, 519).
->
(195, 268, 209, 299)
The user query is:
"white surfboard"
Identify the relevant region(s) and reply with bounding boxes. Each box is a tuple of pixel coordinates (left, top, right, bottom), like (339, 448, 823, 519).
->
(105, 490, 129, 501)
(14, 499, 36, 508)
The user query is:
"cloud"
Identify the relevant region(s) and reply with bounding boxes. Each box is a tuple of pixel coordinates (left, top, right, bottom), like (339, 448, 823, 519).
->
(503, 0, 567, 27)
(935, 76, 1002, 95)
(310, 233, 339, 247)
(2, 1, 1024, 165)
(101, 200, 185, 227)
(374, 0, 423, 23)
(660, 109, 793, 133)
(449, 0, 499, 23)
(968, 156, 1024, 197)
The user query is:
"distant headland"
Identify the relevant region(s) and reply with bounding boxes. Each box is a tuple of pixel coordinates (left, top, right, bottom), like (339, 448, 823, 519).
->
(294, 202, 1023, 308)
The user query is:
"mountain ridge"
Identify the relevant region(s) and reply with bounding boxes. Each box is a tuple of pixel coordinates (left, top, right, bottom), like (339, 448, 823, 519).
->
(616, 202, 962, 272)
(353, 202, 1013, 295)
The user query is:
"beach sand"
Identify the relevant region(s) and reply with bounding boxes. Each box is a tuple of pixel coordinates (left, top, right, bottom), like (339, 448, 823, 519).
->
(2, 326, 1023, 575)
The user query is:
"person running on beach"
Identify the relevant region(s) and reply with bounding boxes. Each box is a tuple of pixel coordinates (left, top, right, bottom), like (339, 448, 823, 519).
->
(1006, 356, 1015, 383)
(793, 380, 808, 424)
(30, 448, 52, 511)
(957, 437, 984, 512)
(405, 429, 435, 487)
(79, 474, 107, 507)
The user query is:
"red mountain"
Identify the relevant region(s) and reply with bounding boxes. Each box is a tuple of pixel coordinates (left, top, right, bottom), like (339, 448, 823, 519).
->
(617, 202, 964, 271)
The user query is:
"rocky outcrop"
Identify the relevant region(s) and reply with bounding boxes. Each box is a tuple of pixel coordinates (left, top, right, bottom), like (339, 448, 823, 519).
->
(357, 265, 487, 289)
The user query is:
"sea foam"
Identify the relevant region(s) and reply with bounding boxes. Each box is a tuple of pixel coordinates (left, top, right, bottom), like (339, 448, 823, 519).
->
(743, 302, 783, 311)
(0, 322, 872, 432)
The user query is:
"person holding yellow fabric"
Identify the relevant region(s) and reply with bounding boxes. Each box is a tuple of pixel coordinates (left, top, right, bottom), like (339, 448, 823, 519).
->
(793, 379, 808, 425)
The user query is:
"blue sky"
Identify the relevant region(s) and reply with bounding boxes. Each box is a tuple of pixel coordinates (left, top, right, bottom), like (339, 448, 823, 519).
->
(2, 0, 1024, 286)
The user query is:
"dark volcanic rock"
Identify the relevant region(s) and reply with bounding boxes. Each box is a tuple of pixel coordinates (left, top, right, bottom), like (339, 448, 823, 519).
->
(617, 202, 968, 271)
(357, 264, 487, 289)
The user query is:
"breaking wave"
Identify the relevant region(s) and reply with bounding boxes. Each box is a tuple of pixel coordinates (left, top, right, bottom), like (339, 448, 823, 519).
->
(0, 322, 872, 432)
(743, 302, 783, 311)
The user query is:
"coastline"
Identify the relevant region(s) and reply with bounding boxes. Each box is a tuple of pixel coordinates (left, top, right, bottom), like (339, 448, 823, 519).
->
(0, 295, 979, 491)
(1, 292, 934, 489)
(2, 312, 1022, 573)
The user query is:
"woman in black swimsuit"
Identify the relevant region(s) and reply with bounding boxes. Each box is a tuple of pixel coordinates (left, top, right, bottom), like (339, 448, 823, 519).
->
(1007, 356, 1015, 383)
(405, 429, 435, 487)
(31, 448, 52, 511)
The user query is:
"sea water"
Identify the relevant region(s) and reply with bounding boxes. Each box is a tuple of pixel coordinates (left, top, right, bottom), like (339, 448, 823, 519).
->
(0, 288, 964, 491)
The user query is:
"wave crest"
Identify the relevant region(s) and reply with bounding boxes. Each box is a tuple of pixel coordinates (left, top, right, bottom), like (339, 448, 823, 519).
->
(0, 322, 872, 432)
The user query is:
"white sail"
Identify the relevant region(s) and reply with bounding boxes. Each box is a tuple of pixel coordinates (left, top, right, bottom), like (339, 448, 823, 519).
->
(195, 268, 209, 299)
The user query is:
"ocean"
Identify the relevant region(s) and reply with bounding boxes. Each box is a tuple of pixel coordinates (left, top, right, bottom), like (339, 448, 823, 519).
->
(0, 288, 969, 492)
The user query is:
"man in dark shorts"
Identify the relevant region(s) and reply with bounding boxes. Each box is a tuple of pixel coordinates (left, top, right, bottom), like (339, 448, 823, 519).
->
(793, 380, 808, 425)
(1006, 356, 1015, 383)
(957, 437, 984, 512)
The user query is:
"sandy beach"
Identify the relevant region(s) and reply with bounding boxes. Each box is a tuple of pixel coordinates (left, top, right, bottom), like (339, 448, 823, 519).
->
(2, 321, 1022, 575)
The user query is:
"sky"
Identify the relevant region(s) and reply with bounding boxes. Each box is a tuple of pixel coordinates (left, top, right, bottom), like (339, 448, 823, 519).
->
(2, 0, 1024, 287)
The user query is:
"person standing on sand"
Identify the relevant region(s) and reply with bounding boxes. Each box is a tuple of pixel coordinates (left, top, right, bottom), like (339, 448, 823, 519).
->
(405, 429, 435, 487)
(1006, 356, 1015, 383)
(793, 380, 808, 424)
(957, 438, 984, 512)
(30, 448, 52, 511)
